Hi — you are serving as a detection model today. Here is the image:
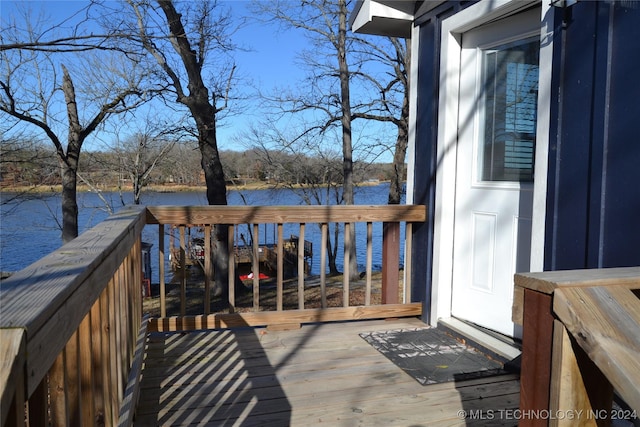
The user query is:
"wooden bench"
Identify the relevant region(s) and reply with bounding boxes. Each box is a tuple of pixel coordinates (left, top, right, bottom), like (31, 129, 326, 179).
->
(512, 267, 640, 426)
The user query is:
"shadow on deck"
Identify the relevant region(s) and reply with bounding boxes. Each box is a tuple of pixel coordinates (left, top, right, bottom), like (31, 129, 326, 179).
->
(135, 318, 520, 426)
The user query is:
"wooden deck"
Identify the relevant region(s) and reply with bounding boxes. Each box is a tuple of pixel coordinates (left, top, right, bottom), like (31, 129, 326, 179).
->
(135, 318, 520, 426)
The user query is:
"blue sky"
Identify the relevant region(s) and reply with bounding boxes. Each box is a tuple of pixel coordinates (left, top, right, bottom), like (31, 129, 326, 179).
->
(1, 1, 397, 162)
(1, 1, 310, 147)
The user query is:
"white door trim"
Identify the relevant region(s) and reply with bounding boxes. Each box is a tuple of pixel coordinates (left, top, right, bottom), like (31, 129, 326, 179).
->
(429, 0, 553, 328)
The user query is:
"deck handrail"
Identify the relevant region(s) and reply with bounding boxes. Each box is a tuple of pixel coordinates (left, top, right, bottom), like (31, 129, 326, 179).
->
(145, 205, 427, 328)
(0, 206, 147, 426)
(0, 203, 426, 425)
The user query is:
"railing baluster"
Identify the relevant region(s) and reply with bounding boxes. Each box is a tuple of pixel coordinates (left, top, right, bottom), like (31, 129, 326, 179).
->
(79, 312, 94, 423)
(252, 223, 260, 311)
(404, 222, 413, 303)
(204, 225, 211, 315)
(90, 293, 105, 426)
(122, 253, 132, 378)
(66, 331, 80, 425)
(50, 351, 66, 425)
(108, 275, 120, 418)
(103, 281, 116, 425)
(159, 224, 166, 318)
(298, 223, 306, 310)
(277, 223, 284, 311)
(228, 224, 235, 312)
(343, 222, 351, 308)
(321, 223, 327, 308)
(116, 264, 125, 405)
(179, 226, 186, 317)
(366, 222, 373, 306)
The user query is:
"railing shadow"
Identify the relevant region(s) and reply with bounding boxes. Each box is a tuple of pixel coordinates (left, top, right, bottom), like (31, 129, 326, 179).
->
(137, 319, 294, 425)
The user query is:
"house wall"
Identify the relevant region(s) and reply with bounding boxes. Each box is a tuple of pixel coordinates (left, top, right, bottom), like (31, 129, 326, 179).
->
(544, 1, 640, 270)
(411, 0, 640, 323)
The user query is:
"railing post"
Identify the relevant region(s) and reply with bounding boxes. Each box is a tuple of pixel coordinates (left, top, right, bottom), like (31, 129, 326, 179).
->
(519, 288, 555, 426)
(382, 222, 400, 304)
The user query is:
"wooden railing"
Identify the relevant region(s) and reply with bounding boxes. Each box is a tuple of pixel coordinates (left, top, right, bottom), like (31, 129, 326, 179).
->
(0, 206, 147, 427)
(146, 205, 427, 331)
(514, 267, 640, 426)
(0, 204, 426, 426)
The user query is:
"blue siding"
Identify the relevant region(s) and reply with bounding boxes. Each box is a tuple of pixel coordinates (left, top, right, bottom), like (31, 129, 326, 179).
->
(544, 1, 640, 270)
(411, 1, 640, 316)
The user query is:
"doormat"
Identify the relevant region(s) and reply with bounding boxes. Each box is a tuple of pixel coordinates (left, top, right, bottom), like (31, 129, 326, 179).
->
(360, 327, 506, 386)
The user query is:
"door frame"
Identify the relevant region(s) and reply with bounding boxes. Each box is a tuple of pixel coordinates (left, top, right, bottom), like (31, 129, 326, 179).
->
(428, 0, 554, 331)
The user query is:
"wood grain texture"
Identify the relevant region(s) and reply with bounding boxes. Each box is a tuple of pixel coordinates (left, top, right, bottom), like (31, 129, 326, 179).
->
(512, 267, 640, 325)
(117, 315, 149, 427)
(519, 289, 554, 427)
(149, 303, 423, 332)
(146, 204, 427, 225)
(549, 320, 612, 427)
(553, 285, 640, 412)
(514, 267, 640, 295)
(382, 222, 400, 304)
(0, 206, 147, 396)
(136, 318, 520, 426)
(0, 329, 25, 427)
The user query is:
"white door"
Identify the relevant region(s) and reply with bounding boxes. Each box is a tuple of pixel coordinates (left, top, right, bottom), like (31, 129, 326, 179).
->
(451, 8, 540, 337)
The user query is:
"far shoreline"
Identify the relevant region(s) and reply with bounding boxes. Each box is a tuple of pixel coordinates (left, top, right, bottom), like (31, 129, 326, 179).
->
(0, 180, 390, 195)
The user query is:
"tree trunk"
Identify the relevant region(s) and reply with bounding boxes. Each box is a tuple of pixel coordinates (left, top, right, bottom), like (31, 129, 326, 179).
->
(337, 0, 359, 280)
(388, 99, 409, 205)
(192, 103, 230, 297)
(133, 177, 142, 205)
(157, 0, 234, 298)
(60, 65, 82, 243)
(327, 223, 340, 275)
(60, 160, 79, 243)
(388, 39, 410, 205)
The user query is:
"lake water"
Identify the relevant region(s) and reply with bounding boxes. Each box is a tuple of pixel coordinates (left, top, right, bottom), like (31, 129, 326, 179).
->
(0, 183, 405, 282)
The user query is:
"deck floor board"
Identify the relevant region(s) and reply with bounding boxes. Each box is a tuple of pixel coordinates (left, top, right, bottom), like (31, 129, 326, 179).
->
(135, 318, 520, 426)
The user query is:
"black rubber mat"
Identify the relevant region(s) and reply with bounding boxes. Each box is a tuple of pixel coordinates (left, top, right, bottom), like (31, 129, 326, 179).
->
(360, 327, 506, 385)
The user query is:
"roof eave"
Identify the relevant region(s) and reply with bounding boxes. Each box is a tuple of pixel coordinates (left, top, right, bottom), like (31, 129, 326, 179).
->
(350, 0, 415, 38)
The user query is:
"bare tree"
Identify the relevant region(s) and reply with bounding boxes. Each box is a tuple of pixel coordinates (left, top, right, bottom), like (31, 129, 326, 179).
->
(0, 9, 149, 242)
(254, 0, 361, 279)
(114, 0, 242, 295)
(116, 132, 175, 204)
(0, 136, 58, 208)
(351, 37, 410, 204)
(240, 120, 345, 275)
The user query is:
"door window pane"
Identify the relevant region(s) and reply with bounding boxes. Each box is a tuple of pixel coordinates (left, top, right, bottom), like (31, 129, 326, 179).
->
(480, 38, 539, 182)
